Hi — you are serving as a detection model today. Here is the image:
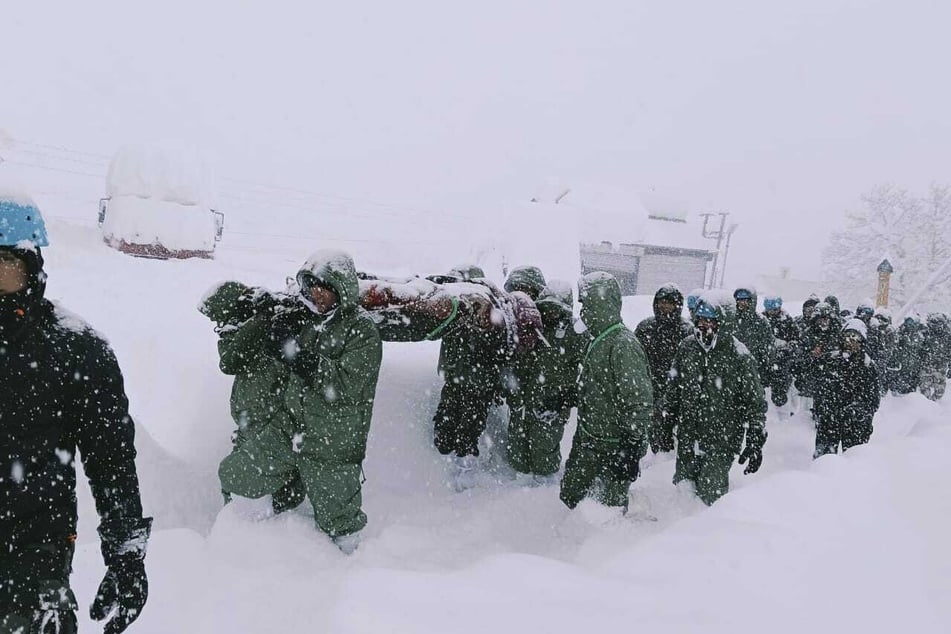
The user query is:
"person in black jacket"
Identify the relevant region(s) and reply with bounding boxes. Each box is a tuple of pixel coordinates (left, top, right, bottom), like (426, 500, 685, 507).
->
(762, 296, 800, 407)
(792, 301, 841, 406)
(812, 319, 881, 457)
(634, 284, 693, 452)
(1, 199, 150, 633)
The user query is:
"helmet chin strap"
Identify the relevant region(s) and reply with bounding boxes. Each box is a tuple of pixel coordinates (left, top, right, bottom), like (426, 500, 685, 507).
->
(699, 333, 718, 353)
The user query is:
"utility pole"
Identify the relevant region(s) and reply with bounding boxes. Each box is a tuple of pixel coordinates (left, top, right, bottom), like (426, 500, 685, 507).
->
(700, 212, 729, 289)
(718, 222, 740, 288)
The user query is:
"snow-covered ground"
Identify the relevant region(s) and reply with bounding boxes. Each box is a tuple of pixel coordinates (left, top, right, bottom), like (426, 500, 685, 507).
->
(40, 217, 951, 633)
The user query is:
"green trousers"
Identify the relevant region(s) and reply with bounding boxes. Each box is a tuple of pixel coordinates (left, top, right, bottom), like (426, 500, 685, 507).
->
(674, 443, 735, 505)
(507, 406, 569, 476)
(559, 437, 631, 509)
(0, 540, 77, 634)
(219, 423, 367, 537)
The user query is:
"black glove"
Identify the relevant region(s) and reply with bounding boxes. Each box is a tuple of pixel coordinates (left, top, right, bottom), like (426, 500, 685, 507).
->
(738, 446, 762, 474)
(266, 309, 308, 360)
(91, 518, 152, 634)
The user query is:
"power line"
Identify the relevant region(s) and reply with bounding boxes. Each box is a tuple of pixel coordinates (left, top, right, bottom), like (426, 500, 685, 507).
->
(225, 229, 452, 248)
(16, 147, 111, 169)
(6, 159, 104, 180)
(10, 135, 477, 222)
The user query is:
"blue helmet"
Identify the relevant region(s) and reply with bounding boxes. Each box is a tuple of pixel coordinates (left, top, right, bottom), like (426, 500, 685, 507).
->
(686, 294, 700, 310)
(733, 288, 753, 301)
(763, 296, 782, 311)
(695, 301, 718, 320)
(0, 197, 49, 248)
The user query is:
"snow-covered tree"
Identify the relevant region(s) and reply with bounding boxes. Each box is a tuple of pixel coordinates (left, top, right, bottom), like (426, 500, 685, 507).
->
(822, 184, 951, 313)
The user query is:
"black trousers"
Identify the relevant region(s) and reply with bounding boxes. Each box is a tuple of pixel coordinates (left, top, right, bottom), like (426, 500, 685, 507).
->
(433, 379, 495, 457)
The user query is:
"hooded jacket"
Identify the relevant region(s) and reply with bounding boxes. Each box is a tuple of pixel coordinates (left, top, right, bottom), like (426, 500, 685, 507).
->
(662, 299, 767, 456)
(513, 283, 584, 413)
(1, 247, 147, 550)
(892, 317, 927, 393)
(503, 266, 547, 300)
(921, 313, 951, 374)
(794, 303, 843, 398)
(635, 285, 694, 402)
(200, 282, 293, 440)
(732, 288, 774, 379)
(813, 337, 880, 424)
(575, 273, 653, 446)
(281, 251, 383, 462)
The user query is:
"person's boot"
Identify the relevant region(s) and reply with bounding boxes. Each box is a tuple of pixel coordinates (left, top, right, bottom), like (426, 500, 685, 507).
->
(271, 474, 306, 514)
(449, 453, 479, 492)
(332, 531, 361, 555)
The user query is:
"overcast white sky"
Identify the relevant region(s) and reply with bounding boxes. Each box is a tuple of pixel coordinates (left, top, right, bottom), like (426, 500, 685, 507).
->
(2, 0, 950, 282)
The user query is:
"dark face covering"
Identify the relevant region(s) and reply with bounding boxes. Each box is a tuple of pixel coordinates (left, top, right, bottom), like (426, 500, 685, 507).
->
(695, 317, 719, 351)
(0, 248, 45, 341)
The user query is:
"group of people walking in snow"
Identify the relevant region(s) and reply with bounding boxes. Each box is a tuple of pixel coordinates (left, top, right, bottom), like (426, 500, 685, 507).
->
(202, 255, 951, 543)
(4, 194, 951, 631)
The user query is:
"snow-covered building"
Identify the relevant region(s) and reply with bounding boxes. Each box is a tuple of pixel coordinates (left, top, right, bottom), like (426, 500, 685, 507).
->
(574, 192, 718, 295)
(99, 143, 224, 259)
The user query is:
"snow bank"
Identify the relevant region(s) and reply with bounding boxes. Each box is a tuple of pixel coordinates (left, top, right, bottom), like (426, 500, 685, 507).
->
(37, 216, 951, 633)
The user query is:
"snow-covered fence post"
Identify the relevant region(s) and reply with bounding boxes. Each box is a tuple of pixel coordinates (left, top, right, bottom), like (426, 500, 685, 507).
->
(876, 258, 894, 307)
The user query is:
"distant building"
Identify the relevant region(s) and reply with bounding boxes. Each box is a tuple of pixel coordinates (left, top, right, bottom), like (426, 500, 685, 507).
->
(580, 214, 717, 296)
(757, 269, 832, 308)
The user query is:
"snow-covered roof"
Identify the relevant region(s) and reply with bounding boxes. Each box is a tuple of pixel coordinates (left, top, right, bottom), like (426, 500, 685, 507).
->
(107, 142, 218, 207)
(547, 182, 717, 253)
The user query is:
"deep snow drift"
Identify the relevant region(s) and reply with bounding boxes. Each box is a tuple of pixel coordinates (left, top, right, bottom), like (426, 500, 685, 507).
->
(37, 217, 951, 633)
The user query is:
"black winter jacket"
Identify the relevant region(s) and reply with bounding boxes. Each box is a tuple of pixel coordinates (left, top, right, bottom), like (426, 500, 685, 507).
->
(813, 350, 881, 424)
(1, 299, 145, 550)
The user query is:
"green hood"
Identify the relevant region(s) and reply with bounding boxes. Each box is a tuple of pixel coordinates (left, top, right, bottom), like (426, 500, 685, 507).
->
(298, 250, 360, 311)
(578, 272, 622, 336)
(504, 266, 547, 299)
(200, 280, 255, 325)
(535, 280, 574, 327)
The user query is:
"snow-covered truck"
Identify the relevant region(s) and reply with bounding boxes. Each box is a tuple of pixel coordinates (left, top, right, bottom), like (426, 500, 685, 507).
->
(99, 143, 224, 259)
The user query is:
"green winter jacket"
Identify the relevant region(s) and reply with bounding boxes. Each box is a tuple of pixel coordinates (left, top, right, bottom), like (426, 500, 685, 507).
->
(201, 282, 292, 439)
(734, 289, 774, 378)
(219, 316, 293, 437)
(283, 251, 383, 463)
(513, 283, 584, 413)
(663, 300, 767, 456)
(575, 273, 653, 448)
